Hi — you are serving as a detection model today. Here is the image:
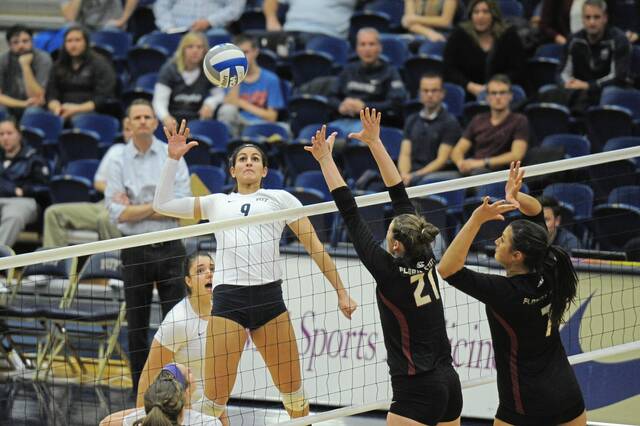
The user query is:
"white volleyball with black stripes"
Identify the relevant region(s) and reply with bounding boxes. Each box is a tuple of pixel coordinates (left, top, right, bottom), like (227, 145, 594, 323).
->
(202, 43, 248, 88)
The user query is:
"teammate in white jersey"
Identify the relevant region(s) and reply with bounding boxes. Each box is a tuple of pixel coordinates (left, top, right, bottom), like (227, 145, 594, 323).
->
(100, 363, 220, 426)
(136, 251, 214, 406)
(153, 120, 358, 425)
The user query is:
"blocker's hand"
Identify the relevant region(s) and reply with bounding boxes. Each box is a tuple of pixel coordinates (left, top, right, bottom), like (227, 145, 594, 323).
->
(164, 119, 198, 160)
(505, 161, 525, 209)
(304, 125, 336, 163)
(348, 107, 382, 147)
(471, 197, 517, 224)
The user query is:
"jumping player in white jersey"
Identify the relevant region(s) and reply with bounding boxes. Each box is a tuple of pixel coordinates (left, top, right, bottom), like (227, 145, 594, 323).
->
(153, 119, 358, 425)
(135, 251, 214, 407)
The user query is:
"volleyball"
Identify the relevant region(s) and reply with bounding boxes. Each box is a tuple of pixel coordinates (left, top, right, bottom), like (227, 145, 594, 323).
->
(202, 43, 248, 88)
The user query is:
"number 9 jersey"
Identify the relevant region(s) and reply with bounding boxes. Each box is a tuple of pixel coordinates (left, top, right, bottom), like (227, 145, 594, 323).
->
(199, 189, 303, 289)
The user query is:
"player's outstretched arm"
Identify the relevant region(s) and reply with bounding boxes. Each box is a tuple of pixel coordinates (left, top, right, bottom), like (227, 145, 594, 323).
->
(505, 161, 541, 217)
(305, 125, 346, 191)
(348, 108, 402, 188)
(153, 119, 201, 220)
(439, 197, 517, 279)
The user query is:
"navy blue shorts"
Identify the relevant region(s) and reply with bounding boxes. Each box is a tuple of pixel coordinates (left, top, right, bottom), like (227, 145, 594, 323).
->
(390, 363, 462, 424)
(211, 280, 287, 330)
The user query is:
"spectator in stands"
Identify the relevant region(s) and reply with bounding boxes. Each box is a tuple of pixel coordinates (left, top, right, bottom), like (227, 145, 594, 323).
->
(329, 28, 407, 134)
(153, 0, 245, 33)
(46, 26, 117, 121)
(0, 117, 49, 248)
(450, 74, 528, 175)
(216, 35, 284, 137)
(105, 99, 190, 395)
(540, 0, 637, 45)
(0, 25, 51, 120)
(402, 0, 459, 42)
(443, 0, 526, 98)
(397, 73, 461, 185)
(539, 196, 581, 252)
(153, 31, 217, 129)
(552, 0, 631, 113)
(263, 0, 358, 45)
(60, 0, 139, 30)
(41, 122, 130, 247)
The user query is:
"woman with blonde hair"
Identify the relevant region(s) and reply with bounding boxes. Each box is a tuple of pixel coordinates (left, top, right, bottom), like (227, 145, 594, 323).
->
(152, 31, 217, 129)
(402, 0, 458, 42)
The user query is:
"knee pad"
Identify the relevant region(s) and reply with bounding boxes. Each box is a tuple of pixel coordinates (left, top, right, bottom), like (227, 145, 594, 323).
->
(196, 397, 227, 418)
(281, 387, 308, 413)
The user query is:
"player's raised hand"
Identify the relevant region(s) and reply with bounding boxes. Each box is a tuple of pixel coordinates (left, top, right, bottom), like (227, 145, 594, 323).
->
(304, 125, 337, 162)
(505, 161, 525, 209)
(348, 107, 382, 147)
(471, 197, 517, 224)
(338, 291, 358, 319)
(165, 119, 198, 160)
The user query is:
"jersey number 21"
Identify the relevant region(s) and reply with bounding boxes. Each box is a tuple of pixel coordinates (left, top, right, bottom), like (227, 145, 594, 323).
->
(411, 268, 440, 307)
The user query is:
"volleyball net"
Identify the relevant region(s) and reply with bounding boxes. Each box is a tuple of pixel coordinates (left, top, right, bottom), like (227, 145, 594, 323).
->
(0, 146, 639, 425)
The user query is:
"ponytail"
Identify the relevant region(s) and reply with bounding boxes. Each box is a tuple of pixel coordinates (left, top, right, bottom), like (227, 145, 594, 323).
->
(392, 213, 439, 263)
(132, 369, 184, 426)
(543, 245, 578, 328)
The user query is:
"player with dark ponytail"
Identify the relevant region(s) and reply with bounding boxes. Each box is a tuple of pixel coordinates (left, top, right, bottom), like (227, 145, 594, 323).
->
(439, 161, 585, 426)
(306, 108, 462, 426)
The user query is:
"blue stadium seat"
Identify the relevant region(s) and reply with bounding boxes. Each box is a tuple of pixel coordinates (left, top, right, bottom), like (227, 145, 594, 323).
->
(206, 31, 231, 47)
(592, 203, 640, 251)
(127, 45, 169, 81)
(443, 82, 465, 118)
(282, 141, 321, 180)
(58, 129, 100, 166)
(379, 35, 410, 67)
(534, 43, 564, 61)
(263, 169, 285, 189)
(608, 185, 640, 208)
(541, 134, 591, 158)
(137, 31, 182, 55)
(71, 113, 119, 146)
(586, 105, 634, 152)
(418, 40, 445, 58)
(343, 143, 377, 180)
(288, 95, 334, 136)
(242, 122, 290, 142)
(188, 120, 231, 154)
(524, 103, 571, 146)
(190, 165, 226, 193)
(543, 183, 594, 221)
(65, 159, 100, 182)
(256, 48, 279, 73)
(365, 0, 403, 30)
(183, 135, 213, 167)
(49, 175, 94, 203)
(527, 58, 560, 92)
(380, 126, 403, 161)
(295, 171, 331, 201)
(20, 126, 46, 151)
(498, 0, 524, 17)
(20, 111, 63, 145)
(90, 29, 132, 62)
(289, 50, 334, 86)
(306, 35, 351, 67)
(600, 86, 640, 122)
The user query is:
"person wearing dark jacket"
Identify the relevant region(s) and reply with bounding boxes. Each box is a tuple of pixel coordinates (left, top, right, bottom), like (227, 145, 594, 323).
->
(329, 27, 407, 134)
(46, 25, 116, 120)
(559, 0, 631, 102)
(0, 117, 49, 247)
(443, 0, 526, 98)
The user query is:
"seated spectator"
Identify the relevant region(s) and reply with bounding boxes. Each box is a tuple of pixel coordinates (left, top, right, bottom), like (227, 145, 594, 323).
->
(153, 0, 245, 33)
(46, 26, 117, 121)
(0, 117, 49, 247)
(450, 74, 528, 175)
(152, 32, 217, 129)
(216, 35, 284, 137)
(539, 195, 582, 252)
(397, 73, 461, 185)
(443, 0, 526, 98)
(42, 122, 129, 247)
(60, 0, 139, 30)
(263, 0, 358, 46)
(0, 25, 51, 119)
(402, 0, 458, 42)
(540, 0, 637, 45)
(548, 0, 631, 114)
(329, 28, 407, 134)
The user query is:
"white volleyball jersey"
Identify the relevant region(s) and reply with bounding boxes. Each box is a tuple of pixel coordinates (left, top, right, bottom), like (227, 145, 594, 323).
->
(199, 189, 303, 288)
(154, 298, 208, 403)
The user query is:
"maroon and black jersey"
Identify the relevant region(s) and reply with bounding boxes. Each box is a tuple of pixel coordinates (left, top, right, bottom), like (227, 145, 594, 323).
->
(445, 211, 584, 421)
(332, 183, 452, 377)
